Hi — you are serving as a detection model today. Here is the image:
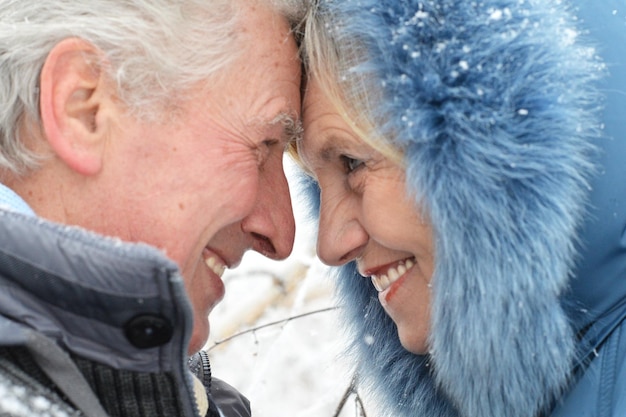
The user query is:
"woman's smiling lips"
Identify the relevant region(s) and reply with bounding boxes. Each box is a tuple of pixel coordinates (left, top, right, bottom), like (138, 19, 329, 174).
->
(361, 257, 416, 292)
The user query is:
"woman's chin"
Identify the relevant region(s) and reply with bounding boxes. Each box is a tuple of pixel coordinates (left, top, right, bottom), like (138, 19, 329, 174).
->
(398, 327, 430, 355)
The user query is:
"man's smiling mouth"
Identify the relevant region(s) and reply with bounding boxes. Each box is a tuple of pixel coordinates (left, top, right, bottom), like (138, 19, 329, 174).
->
(203, 248, 227, 278)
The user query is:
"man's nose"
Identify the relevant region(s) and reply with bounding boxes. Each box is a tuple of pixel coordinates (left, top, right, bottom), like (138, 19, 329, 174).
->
(316, 189, 367, 266)
(241, 157, 295, 260)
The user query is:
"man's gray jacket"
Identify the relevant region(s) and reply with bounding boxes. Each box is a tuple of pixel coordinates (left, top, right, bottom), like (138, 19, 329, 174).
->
(0, 208, 249, 417)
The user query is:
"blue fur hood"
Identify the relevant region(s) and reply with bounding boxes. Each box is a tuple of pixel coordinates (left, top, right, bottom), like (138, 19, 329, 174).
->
(301, 0, 626, 416)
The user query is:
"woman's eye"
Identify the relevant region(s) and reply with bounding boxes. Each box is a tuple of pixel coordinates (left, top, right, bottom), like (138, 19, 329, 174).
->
(341, 155, 364, 173)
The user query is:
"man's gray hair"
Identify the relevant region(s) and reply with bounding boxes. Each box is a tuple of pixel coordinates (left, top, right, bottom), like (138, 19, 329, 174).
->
(0, 0, 308, 174)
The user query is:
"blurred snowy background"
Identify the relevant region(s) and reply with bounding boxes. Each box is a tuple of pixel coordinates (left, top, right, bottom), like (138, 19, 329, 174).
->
(205, 158, 366, 417)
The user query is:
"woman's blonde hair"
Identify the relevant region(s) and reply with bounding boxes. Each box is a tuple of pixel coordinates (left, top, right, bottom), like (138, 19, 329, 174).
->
(291, 2, 404, 167)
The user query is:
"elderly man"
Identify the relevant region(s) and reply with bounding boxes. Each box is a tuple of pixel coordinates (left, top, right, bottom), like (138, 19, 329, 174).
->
(0, 0, 305, 416)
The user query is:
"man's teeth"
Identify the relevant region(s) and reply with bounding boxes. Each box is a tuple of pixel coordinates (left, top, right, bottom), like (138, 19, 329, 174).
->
(371, 258, 415, 292)
(205, 256, 226, 278)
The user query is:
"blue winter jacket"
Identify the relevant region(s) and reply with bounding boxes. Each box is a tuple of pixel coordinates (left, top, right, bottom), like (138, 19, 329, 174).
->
(553, 1, 626, 416)
(302, 0, 626, 416)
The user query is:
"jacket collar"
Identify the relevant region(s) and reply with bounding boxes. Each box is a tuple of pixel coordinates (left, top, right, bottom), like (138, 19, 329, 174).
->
(0, 208, 193, 374)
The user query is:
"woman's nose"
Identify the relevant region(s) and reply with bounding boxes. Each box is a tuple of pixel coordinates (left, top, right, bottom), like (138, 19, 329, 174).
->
(316, 190, 368, 266)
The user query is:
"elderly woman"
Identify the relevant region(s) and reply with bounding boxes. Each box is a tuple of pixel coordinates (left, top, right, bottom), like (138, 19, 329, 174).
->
(296, 0, 626, 416)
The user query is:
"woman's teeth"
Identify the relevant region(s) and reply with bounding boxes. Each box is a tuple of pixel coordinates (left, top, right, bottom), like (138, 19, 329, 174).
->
(205, 256, 226, 278)
(371, 258, 415, 292)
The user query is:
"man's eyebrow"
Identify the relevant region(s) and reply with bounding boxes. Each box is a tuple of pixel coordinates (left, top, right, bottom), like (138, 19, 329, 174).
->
(270, 112, 303, 145)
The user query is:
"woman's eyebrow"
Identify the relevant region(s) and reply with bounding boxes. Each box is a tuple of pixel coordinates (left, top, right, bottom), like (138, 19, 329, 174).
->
(297, 139, 338, 172)
(319, 134, 357, 162)
(320, 141, 339, 163)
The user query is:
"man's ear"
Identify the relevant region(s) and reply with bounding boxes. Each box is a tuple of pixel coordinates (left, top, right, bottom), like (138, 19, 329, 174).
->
(39, 38, 112, 176)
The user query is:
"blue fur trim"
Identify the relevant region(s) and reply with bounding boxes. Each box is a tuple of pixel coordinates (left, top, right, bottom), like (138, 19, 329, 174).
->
(303, 0, 605, 416)
(294, 171, 321, 221)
